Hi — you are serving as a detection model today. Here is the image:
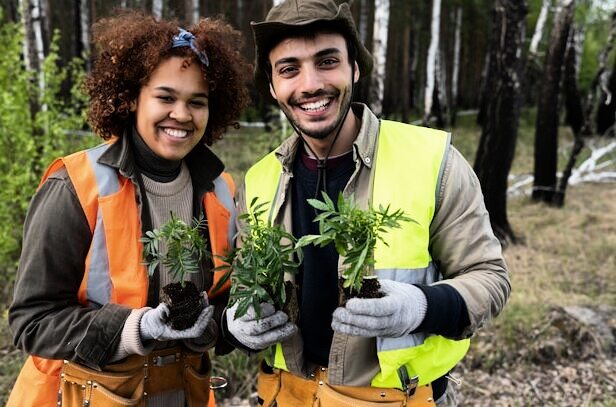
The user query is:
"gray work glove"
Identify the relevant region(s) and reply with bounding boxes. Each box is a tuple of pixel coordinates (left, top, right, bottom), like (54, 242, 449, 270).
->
(140, 302, 214, 342)
(331, 279, 427, 337)
(226, 302, 297, 350)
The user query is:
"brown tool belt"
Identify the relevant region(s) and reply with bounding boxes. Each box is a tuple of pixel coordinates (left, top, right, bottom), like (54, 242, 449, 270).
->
(59, 346, 211, 407)
(257, 364, 436, 407)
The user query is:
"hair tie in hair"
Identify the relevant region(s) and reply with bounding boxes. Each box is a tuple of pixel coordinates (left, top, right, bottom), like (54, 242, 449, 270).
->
(171, 28, 209, 67)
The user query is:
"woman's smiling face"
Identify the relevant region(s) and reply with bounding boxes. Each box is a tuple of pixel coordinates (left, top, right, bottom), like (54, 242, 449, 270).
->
(132, 56, 209, 161)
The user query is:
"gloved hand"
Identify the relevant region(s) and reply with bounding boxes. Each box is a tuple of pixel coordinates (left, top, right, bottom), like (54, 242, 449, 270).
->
(226, 302, 297, 350)
(140, 302, 214, 342)
(331, 279, 427, 338)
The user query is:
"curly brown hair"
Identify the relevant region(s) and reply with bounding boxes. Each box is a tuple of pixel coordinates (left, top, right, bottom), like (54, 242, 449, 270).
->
(84, 10, 251, 145)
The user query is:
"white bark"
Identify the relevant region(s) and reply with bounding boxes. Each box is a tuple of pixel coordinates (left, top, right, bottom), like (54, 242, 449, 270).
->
(191, 0, 200, 24)
(371, 0, 389, 116)
(452, 7, 462, 105)
(152, 0, 163, 19)
(19, 0, 32, 71)
(437, 49, 447, 115)
(359, 0, 369, 45)
(79, 0, 90, 65)
(424, 0, 441, 122)
(529, 0, 551, 55)
(508, 141, 616, 196)
(272, 0, 285, 132)
(30, 0, 46, 99)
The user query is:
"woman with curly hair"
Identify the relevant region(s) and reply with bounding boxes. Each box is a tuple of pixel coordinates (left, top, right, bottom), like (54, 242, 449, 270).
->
(8, 10, 250, 407)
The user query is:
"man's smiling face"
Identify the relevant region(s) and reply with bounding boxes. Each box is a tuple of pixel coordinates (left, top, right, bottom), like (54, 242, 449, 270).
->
(268, 32, 359, 141)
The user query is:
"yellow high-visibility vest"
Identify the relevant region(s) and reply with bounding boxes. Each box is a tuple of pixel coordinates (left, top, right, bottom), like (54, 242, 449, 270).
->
(244, 120, 470, 389)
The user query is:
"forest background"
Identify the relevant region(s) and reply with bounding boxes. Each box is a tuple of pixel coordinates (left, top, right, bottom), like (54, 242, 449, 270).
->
(0, 0, 615, 405)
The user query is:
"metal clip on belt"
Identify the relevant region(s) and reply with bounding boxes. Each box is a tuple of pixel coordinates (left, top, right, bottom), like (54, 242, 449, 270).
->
(152, 353, 180, 367)
(397, 366, 419, 397)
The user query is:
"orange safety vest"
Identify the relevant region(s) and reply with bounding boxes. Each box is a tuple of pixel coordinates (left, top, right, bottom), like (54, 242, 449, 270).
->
(7, 142, 234, 407)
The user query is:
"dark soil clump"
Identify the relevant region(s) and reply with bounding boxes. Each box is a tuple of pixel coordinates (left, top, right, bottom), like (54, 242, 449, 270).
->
(339, 277, 383, 306)
(282, 281, 299, 324)
(161, 281, 204, 330)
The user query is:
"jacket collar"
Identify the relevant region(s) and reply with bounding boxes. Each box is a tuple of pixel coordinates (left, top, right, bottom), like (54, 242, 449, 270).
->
(274, 102, 379, 172)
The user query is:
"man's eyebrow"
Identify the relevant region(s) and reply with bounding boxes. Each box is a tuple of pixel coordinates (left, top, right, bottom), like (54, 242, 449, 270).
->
(154, 86, 209, 98)
(274, 47, 343, 68)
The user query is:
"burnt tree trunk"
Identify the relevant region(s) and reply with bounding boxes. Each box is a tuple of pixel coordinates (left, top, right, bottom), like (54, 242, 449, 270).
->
(596, 56, 616, 136)
(587, 11, 616, 136)
(554, 27, 590, 207)
(532, 0, 575, 204)
(473, 0, 527, 246)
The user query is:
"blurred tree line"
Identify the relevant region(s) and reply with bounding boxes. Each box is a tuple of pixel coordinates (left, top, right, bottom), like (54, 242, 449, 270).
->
(0, 0, 614, 302)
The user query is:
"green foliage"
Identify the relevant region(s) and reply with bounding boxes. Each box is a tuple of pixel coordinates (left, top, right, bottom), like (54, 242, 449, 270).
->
(141, 213, 209, 286)
(0, 15, 89, 301)
(218, 198, 302, 320)
(296, 193, 413, 294)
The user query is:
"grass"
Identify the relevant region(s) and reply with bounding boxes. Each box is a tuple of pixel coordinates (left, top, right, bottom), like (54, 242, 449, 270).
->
(2, 109, 615, 403)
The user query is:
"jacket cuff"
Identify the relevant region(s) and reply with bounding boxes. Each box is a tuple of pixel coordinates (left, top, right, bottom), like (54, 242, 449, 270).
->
(75, 303, 132, 369)
(109, 308, 156, 362)
(414, 284, 470, 338)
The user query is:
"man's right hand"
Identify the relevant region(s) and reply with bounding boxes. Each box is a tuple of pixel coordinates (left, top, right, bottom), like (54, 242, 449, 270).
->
(226, 302, 297, 350)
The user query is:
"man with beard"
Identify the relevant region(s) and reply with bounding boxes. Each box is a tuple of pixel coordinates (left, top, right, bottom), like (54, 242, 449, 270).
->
(222, 0, 511, 405)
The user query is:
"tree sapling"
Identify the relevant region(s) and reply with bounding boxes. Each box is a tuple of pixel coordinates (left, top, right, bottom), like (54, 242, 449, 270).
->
(296, 192, 413, 304)
(141, 213, 209, 330)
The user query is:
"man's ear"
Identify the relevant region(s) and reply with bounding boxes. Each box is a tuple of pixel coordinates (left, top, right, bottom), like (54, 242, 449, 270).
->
(353, 61, 360, 83)
(269, 83, 278, 101)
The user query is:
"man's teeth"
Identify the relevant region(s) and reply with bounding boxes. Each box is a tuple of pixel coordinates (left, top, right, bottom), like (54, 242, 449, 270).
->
(163, 128, 188, 138)
(300, 99, 330, 111)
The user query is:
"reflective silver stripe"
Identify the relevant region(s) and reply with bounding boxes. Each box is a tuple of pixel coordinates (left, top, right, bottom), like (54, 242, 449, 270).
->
(434, 134, 451, 209)
(84, 144, 118, 308)
(375, 263, 439, 352)
(375, 262, 439, 285)
(213, 175, 237, 247)
(86, 145, 119, 196)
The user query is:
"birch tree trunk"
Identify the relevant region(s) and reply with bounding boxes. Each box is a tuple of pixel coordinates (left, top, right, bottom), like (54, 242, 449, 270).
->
(370, 0, 389, 116)
(152, 0, 163, 19)
(79, 0, 90, 70)
(473, 0, 528, 245)
(423, 0, 441, 125)
(359, 0, 369, 45)
(19, 0, 46, 105)
(451, 7, 462, 113)
(192, 0, 200, 23)
(594, 11, 616, 136)
(529, 0, 551, 55)
(532, 0, 575, 204)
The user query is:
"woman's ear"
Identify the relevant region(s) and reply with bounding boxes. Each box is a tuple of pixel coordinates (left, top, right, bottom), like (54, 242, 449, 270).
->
(130, 100, 137, 112)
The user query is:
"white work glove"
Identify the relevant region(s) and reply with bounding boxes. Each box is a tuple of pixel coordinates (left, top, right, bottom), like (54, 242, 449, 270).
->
(140, 302, 214, 342)
(331, 279, 427, 338)
(226, 302, 297, 350)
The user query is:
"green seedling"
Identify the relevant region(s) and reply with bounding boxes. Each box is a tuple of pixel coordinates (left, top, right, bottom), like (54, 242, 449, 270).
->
(296, 192, 413, 295)
(214, 198, 302, 320)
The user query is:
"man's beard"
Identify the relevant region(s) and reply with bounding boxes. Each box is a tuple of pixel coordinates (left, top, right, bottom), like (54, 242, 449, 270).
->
(282, 87, 352, 140)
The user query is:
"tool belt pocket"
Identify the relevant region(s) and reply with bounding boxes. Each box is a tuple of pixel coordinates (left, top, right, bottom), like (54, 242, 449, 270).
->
(60, 360, 144, 407)
(182, 352, 211, 407)
(315, 383, 406, 407)
(256, 362, 281, 406)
